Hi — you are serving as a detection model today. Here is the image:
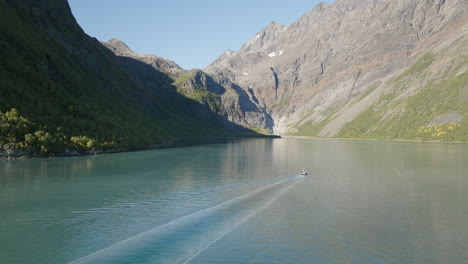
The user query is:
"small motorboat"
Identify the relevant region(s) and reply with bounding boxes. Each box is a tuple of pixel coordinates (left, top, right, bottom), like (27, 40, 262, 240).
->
(300, 168, 308, 176)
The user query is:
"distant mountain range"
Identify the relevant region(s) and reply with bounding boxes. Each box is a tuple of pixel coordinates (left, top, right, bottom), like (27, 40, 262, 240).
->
(1, 0, 467, 156)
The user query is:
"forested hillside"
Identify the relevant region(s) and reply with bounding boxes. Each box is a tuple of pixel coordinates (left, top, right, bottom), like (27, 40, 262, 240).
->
(0, 0, 245, 157)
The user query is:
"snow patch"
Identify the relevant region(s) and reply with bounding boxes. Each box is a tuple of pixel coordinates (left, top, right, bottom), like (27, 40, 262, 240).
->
(279, 50, 283, 56)
(268, 52, 277, 58)
(243, 72, 249, 76)
(256, 34, 260, 39)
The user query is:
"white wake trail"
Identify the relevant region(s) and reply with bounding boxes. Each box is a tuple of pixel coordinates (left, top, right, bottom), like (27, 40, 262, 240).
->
(69, 175, 303, 264)
(181, 179, 300, 264)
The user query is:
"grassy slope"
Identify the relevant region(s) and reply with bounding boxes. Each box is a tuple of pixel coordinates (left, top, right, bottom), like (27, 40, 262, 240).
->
(287, 52, 468, 142)
(287, 107, 339, 137)
(172, 70, 222, 112)
(336, 53, 468, 141)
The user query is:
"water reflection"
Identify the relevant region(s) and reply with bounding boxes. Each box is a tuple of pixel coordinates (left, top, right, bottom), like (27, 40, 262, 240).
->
(1, 138, 467, 264)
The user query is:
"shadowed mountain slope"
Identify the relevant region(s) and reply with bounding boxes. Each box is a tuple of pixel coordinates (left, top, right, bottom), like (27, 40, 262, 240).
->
(0, 0, 257, 157)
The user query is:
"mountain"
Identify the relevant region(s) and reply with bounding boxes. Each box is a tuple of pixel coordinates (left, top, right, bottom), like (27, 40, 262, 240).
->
(103, 38, 185, 79)
(103, 39, 273, 133)
(0, 0, 255, 157)
(1, 0, 467, 156)
(205, 0, 468, 141)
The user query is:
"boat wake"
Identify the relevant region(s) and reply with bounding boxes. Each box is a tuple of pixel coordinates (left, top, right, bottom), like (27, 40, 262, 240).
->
(69, 175, 303, 264)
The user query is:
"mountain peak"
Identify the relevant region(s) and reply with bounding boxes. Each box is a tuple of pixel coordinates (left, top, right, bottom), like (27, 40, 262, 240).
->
(205, 49, 237, 69)
(225, 49, 235, 56)
(105, 38, 133, 55)
(264, 21, 286, 30)
(108, 38, 126, 45)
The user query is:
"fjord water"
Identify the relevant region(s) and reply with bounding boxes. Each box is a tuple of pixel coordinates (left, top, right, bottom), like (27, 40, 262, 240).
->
(1, 138, 467, 264)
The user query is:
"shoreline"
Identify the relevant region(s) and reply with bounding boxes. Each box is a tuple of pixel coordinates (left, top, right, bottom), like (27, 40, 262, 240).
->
(3, 134, 464, 160)
(282, 135, 466, 144)
(0, 138, 177, 161)
(0, 135, 281, 160)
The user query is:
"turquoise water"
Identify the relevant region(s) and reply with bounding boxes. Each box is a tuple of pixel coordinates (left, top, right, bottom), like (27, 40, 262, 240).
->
(1, 138, 467, 263)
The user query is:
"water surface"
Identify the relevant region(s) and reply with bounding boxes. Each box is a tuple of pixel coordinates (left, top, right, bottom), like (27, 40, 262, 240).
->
(1, 138, 467, 263)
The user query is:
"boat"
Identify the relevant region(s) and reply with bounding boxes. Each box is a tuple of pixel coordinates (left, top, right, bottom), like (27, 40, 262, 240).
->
(300, 168, 308, 176)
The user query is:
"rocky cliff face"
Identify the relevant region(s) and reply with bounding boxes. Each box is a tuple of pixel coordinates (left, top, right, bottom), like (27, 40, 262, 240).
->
(205, 0, 468, 140)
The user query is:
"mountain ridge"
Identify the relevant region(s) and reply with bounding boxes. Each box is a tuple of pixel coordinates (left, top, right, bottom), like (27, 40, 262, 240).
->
(203, 0, 468, 140)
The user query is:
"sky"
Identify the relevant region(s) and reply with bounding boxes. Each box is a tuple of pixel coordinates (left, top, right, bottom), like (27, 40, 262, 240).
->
(69, 0, 333, 70)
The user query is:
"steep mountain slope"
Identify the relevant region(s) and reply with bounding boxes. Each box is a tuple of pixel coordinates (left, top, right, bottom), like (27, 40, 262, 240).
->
(103, 38, 185, 80)
(0, 0, 247, 157)
(205, 0, 468, 141)
(103, 39, 274, 133)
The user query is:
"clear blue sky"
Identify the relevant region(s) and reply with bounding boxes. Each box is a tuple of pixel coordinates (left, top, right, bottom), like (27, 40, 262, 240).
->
(69, 0, 332, 70)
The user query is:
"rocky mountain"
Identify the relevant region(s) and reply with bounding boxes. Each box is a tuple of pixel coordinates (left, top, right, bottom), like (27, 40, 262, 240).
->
(103, 38, 185, 79)
(103, 39, 273, 133)
(205, 0, 468, 141)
